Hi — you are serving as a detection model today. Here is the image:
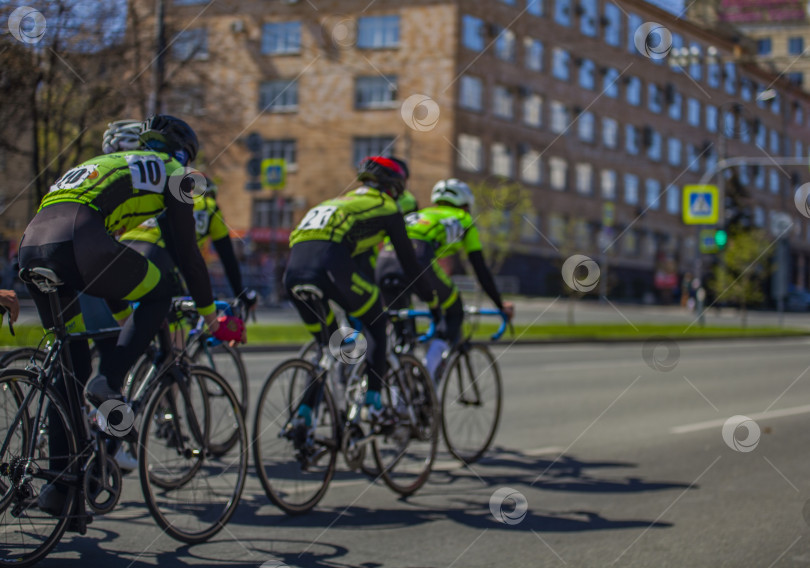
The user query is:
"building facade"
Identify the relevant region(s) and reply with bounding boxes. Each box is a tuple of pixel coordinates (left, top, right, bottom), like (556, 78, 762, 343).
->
(150, 0, 810, 299)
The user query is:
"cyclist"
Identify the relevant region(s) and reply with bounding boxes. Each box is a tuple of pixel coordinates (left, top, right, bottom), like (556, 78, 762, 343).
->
(375, 178, 514, 378)
(17, 114, 225, 514)
(106, 120, 257, 314)
(284, 156, 440, 427)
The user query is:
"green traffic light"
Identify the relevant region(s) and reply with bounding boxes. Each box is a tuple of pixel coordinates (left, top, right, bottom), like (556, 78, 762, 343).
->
(714, 229, 728, 248)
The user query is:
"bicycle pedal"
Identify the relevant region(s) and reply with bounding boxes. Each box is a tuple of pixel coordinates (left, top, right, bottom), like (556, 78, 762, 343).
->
(66, 513, 93, 534)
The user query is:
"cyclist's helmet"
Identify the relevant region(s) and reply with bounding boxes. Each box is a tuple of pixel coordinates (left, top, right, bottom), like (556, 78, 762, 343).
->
(357, 156, 407, 198)
(102, 120, 142, 154)
(388, 156, 410, 180)
(431, 178, 474, 208)
(139, 114, 199, 165)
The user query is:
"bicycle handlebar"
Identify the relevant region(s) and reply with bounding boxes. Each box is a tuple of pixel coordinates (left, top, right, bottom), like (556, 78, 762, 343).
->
(390, 307, 509, 342)
(388, 309, 437, 343)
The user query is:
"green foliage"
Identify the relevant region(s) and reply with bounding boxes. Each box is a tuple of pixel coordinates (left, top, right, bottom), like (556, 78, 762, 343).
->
(469, 179, 536, 274)
(710, 228, 773, 324)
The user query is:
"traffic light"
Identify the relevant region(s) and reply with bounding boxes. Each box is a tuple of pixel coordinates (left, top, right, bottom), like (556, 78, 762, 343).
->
(714, 229, 728, 250)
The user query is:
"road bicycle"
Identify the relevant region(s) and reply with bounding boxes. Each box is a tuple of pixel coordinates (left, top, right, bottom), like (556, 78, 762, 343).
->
(0, 267, 247, 566)
(252, 284, 439, 515)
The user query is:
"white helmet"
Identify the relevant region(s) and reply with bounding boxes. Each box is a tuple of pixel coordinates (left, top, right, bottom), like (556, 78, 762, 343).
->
(431, 178, 474, 208)
(102, 120, 142, 154)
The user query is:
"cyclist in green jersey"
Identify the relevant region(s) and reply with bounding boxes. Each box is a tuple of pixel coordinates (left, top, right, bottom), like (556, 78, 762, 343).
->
(375, 178, 514, 377)
(285, 156, 440, 425)
(18, 114, 229, 514)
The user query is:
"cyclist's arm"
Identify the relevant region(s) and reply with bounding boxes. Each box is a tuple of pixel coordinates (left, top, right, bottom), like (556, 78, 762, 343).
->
(212, 236, 244, 299)
(163, 198, 216, 319)
(468, 250, 504, 311)
(386, 213, 436, 305)
(0, 289, 19, 324)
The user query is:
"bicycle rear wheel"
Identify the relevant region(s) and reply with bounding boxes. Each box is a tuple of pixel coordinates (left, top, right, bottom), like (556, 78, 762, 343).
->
(191, 342, 248, 416)
(373, 354, 439, 496)
(440, 345, 502, 464)
(139, 366, 247, 543)
(253, 359, 338, 515)
(0, 370, 79, 567)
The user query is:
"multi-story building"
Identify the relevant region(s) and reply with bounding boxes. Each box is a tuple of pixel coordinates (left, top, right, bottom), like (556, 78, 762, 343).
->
(689, 0, 810, 91)
(144, 0, 810, 299)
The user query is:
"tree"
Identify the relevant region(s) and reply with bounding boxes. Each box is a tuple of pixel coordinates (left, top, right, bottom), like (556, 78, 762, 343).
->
(709, 228, 773, 327)
(469, 179, 536, 274)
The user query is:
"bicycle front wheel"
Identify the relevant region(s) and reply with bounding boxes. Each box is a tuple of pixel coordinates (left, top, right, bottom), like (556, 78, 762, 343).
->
(0, 370, 79, 567)
(139, 366, 247, 544)
(191, 342, 248, 417)
(373, 354, 439, 496)
(440, 344, 502, 464)
(253, 359, 338, 515)
(0, 348, 45, 371)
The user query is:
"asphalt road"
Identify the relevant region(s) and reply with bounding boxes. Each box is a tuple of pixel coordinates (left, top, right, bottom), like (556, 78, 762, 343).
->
(31, 338, 810, 567)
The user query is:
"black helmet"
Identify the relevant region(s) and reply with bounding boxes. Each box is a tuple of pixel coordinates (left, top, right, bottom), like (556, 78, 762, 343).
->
(139, 114, 199, 164)
(357, 156, 407, 198)
(388, 156, 410, 180)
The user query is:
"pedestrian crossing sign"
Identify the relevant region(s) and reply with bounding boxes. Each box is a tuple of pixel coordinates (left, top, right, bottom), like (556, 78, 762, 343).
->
(682, 185, 719, 225)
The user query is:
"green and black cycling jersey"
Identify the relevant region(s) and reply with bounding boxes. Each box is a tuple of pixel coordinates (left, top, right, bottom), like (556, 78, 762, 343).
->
(40, 150, 215, 315)
(121, 194, 245, 298)
(290, 186, 437, 304)
(385, 205, 503, 310)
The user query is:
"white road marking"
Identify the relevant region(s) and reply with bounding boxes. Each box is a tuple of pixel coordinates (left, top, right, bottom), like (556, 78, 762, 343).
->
(671, 404, 810, 434)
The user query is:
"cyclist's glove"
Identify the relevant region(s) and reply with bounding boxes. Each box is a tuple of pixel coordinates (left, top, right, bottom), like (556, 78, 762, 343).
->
(240, 289, 258, 311)
(214, 315, 246, 344)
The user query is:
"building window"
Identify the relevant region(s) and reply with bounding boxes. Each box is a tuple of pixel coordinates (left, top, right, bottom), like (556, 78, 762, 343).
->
(754, 206, 765, 228)
(525, 38, 544, 71)
(577, 111, 595, 142)
(173, 28, 208, 60)
(353, 136, 395, 166)
(625, 124, 638, 155)
(357, 15, 400, 49)
(491, 143, 514, 177)
(789, 36, 804, 55)
(458, 134, 483, 172)
(754, 165, 765, 189)
(788, 72, 804, 87)
(555, 0, 571, 26)
(259, 79, 298, 112)
(772, 93, 781, 115)
(462, 15, 485, 51)
(687, 144, 700, 172)
(523, 93, 543, 127)
(666, 186, 679, 215)
(493, 85, 515, 119)
(550, 101, 569, 133)
(687, 98, 700, 126)
(549, 213, 566, 245)
(648, 83, 662, 113)
(757, 37, 772, 55)
(705, 104, 718, 133)
(724, 62, 736, 95)
(796, 140, 804, 158)
(627, 14, 642, 52)
(604, 3, 621, 46)
(552, 48, 570, 80)
(579, 58, 595, 90)
(756, 122, 766, 147)
(770, 170, 781, 194)
(355, 76, 397, 109)
(770, 129, 780, 154)
(647, 129, 662, 161)
(575, 163, 593, 195)
(520, 150, 542, 184)
(797, 105, 805, 125)
(603, 67, 620, 97)
(579, 0, 597, 37)
(708, 61, 721, 89)
(622, 229, 638, 256)
(624, 173, 639, 205)
(602, 117, 618, 148)
(601, 169, 617, 200)
(261, 21, 301, 55)
(626, 77, 641, 106)
(527, 0, 544, 16)
(549, 157, 568, 190)
(645, 178, 661, 210)
(253, 197, 295, 229)
(494, 27, 516, 61)
(689, 42, 702, 80)
(262, 139, 297, 170)
(668, 90, 682, 120)
(459, 75, 483, 111)
(667, 138, 681, 166)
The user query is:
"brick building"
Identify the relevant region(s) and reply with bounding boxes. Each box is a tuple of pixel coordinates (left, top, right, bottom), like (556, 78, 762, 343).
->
(146, 0, 810, 299)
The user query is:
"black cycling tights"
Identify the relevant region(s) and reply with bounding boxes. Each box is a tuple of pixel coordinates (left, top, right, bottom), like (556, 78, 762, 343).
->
(19, 202, 174, 395)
